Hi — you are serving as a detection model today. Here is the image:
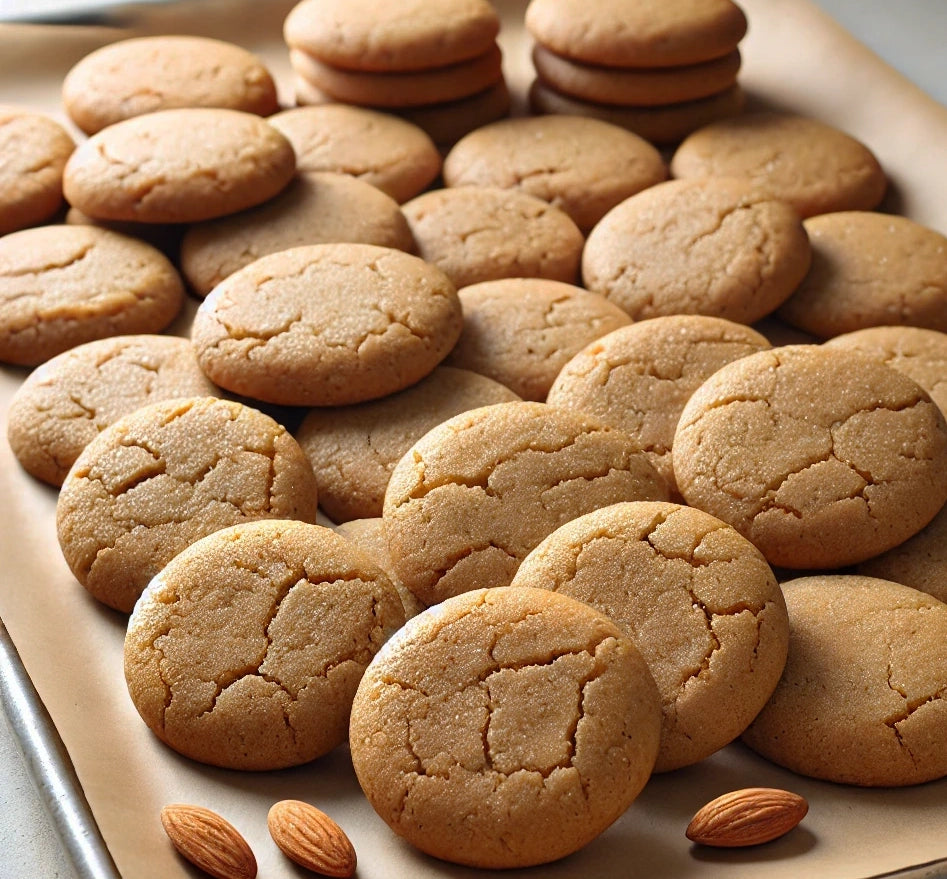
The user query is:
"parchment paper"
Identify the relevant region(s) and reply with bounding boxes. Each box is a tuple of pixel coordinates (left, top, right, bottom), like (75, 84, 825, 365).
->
(1, 2, 946, 878)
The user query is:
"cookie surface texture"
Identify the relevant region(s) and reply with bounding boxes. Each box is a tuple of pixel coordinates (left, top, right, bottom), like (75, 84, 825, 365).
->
(349, 585, 661, 868)
(125, 519, 405, 770)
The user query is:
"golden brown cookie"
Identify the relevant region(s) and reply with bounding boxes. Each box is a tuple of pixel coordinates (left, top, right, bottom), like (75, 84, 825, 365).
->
(125, 519, 405, 770)
(349, 585, 661, 868)
(511, 501, 788, 772)
(742, 575, 947, 787)
(56, 396, 319, 612)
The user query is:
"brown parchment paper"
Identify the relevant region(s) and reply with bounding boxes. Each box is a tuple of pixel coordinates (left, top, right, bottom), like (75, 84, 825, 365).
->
(1, 2, 946, 878)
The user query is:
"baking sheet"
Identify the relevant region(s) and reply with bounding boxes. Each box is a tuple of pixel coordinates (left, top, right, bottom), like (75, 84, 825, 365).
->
(1, 1, 947, 877)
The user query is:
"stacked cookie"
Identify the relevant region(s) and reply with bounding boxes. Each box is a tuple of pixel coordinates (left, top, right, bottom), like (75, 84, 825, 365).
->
(525, 0, 748, 145)
(284, 0, 510, 147)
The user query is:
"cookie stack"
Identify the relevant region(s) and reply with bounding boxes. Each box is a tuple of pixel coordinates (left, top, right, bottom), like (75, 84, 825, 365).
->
(525, 0, 749, 145)
(283, 0, 510, 147)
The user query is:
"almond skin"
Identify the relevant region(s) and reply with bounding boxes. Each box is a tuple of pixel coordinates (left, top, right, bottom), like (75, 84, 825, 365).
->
(686, 787, 809, 847)
(160, 804, 257, 879)
(267, 799, 357, 877)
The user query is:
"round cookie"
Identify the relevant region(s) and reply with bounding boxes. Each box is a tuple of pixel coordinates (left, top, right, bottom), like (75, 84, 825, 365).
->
(547, 316, 771, 494)
(442, 114, 667, 232)
(581, 177, 811, 323)
(7, 334, 218, 487)
(0, 109, 74, 236)
(511, 501, 789, 772)
(63, 108, 296, 224)
(777, 212, 947, 338)
(670, 111, 888, 218)
(443, 278, 632, 400)
(524, 0, 748, 68)
(125, 519, 405, 770)
(0, 224, 184, 366)
(742, 575, 947, 787)
(402, 186, 583, 289)
(62, 35, 279, 135)
(672, 345, 947, 569)
(56, 396, 320, 612)
(383, 400, 669, 608)
(349, 585, 661, 868)
(179, 172, 415, 297)
(191, 243, 463, 407)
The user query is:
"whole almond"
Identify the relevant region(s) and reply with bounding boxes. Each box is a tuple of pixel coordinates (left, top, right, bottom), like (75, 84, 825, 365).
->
(267, 799, 357, 877)
(160, 804, 257, 879)
(686, 787, 808, 847)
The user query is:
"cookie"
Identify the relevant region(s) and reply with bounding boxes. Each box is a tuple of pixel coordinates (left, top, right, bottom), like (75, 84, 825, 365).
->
(0, 109, 74, 236)
(56, 396, 320, 612)
(672, 345, 947, 569)
(402, 186, 583, 289)
(670, 111, 888, 218)
(349, 585, 661, 868)
(179, 172, 415, 297)
(442, 114, 667, 232)
(7, 334, 218, 487)
(295, 365, 519, 523)
(547, 316, 771, 494)
(525, 0, 748, 68)
(383, 400, 669, 607)
(0, 224, 184, 366)
(777, 212, 947, 338)
(63, 108, 296, 224)
(62, 35, 279, 135)
(511, 501, 788, 772)
(742, 575, 947, 787)
(581, 177, 811, 323)
(443, 278, 632, 401)
(191, 243, 463, 407)
(124, 519, 405, 770)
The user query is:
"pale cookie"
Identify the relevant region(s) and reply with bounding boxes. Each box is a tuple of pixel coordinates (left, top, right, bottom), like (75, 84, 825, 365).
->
(511, 501, 788, 772)
(267, 104, 441, 203)
(673, 345, 947, 569)
(0, 109, 74, 236)
(742, 575, 947, 787)
(295, 365, 519, 523)
(125, 519, 405, 770)
(670, 111, 887, 218)
(443, 278, 632, 400)
(349, 586, 661, 868)
(56, 396, 319, 612)
(7, 334, 218, 487)
(191, 243, 462, 406)
(383, 400, 669, 607)
(581, 177, 811, 323)
(179, 172, 415, 297)
(402, 186, 583, 289)
(525, 0, 748, 68)
(442, 114, 667, 232)
(547, 316, 771, 495)
(62, 35, 279, 135)
(778, 212, 947, 338)
(63, 108, 296, 224)
(0, 224, 184, 366)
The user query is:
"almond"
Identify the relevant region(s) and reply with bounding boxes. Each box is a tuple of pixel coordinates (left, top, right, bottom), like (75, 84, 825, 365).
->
(160, 803, 257, 879)
(685, 787, 808, 847)
(267, 799, 357, 878)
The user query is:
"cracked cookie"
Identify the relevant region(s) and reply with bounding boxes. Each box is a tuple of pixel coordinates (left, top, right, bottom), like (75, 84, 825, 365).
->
(124, 519, 405, 770)
(742, 574, 947, 786)
(672, 344, 947, 569)
(382, 400, 669, 608)
(511, 501, 789, 772)
(349, 585, 661, 868)
(191, 242, 463, 406)
(56, 396, 319, 612)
